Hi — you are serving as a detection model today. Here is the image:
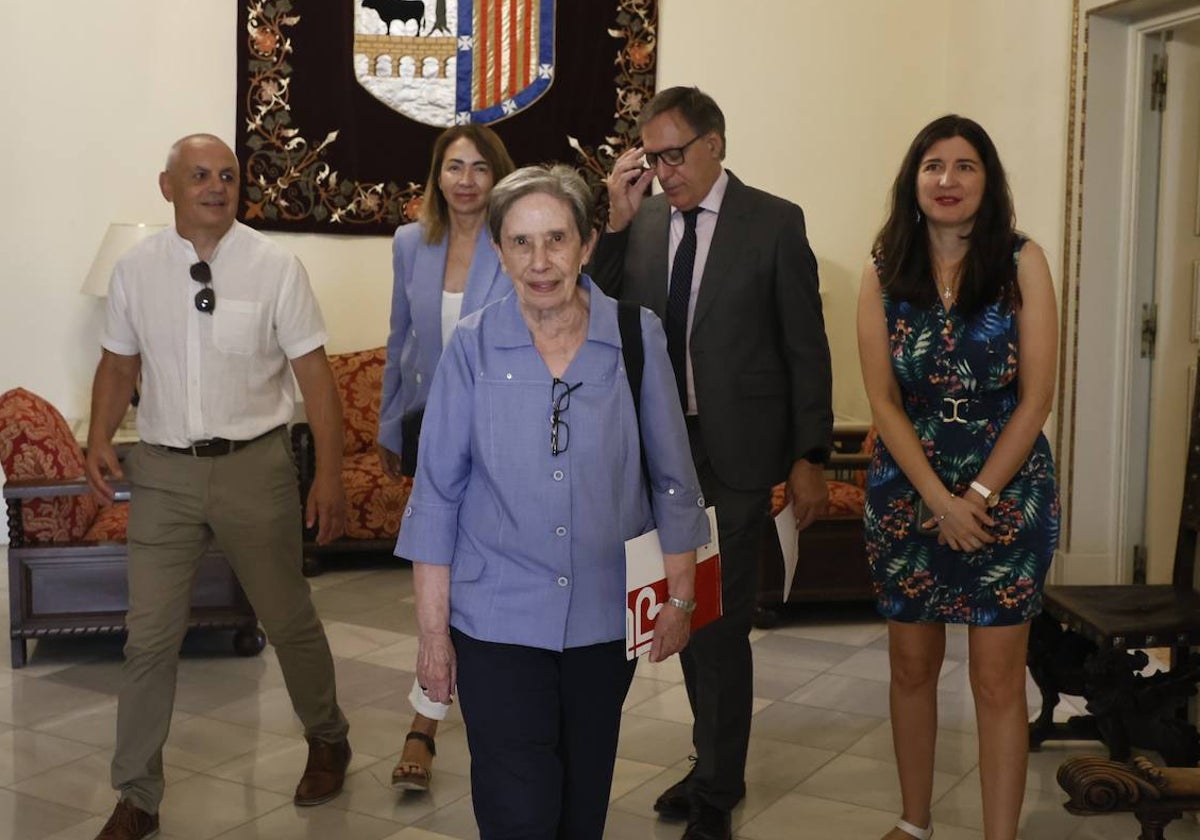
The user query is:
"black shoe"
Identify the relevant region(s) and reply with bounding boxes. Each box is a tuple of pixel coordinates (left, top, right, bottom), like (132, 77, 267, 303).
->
(682, 799, 732, 840)
(653, 763, 694, 820)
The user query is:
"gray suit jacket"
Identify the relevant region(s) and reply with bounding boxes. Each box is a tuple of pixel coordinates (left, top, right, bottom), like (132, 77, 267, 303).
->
(590, 172, 833, 491)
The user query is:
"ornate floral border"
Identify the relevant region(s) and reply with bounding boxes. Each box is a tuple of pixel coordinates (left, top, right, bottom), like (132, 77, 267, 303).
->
(239, 0, 657, 232)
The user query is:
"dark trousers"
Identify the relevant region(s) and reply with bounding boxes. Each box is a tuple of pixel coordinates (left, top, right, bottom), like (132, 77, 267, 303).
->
(682, 417, 771, 811)
(453, 628, 637, 840)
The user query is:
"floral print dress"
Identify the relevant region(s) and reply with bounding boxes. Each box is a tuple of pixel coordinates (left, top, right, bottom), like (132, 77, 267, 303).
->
(865, 242, 1060, 625)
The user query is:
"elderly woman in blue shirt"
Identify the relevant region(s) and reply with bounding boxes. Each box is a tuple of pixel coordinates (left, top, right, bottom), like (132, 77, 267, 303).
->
(396, 164, 710, 840)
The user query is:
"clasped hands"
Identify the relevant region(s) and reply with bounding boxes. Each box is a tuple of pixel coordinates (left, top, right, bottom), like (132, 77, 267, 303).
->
(920, 491, 995, 553)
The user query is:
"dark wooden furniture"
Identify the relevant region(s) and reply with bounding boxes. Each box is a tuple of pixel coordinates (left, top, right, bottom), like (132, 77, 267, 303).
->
(1027, 369, 1200, 768)
(1057, 755, 1200, 839)
(5, 477, 265, 668)
(754, 425, 874, 627)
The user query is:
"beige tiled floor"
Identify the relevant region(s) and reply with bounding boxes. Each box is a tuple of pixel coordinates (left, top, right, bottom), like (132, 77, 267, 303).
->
(3, 546, 1200, 840)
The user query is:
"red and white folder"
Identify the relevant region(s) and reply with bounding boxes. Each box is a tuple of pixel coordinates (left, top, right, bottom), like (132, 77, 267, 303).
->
(625, 506, 722, 660)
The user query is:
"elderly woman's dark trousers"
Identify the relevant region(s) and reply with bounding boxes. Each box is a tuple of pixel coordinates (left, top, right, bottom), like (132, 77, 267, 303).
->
(452, 628, 636, 840)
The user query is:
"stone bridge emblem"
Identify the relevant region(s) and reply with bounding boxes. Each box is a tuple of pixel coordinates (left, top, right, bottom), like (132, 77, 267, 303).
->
(353, 0, 556, 128)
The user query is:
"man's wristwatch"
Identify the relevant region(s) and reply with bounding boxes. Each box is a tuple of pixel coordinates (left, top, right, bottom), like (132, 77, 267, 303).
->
(667, 596, 697, 613)
(969, 480, 1000, 508)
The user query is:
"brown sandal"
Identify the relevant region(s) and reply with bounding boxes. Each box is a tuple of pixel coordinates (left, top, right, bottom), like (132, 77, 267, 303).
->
(391, 731, 436, 791)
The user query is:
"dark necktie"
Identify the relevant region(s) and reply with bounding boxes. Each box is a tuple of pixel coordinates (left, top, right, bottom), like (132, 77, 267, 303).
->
(666, 207, 701, 408)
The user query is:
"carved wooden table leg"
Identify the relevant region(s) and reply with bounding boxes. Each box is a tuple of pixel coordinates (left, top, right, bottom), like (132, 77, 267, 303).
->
(1134, 809, 1182, 840)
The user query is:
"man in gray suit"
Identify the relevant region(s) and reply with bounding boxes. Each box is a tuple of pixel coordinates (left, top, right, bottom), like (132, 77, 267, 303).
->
(591, 86, 833, 840)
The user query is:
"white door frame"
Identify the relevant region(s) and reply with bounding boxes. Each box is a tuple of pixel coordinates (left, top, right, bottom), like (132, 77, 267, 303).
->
(1058, 0, 1200, 584)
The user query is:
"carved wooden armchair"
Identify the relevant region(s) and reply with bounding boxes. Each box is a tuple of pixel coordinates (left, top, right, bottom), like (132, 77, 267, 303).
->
(1027, 365, 1200, 769)
(1, 387, 264, 667)
(291, 348, 412, 575)
(1058, 755, 1200, 840)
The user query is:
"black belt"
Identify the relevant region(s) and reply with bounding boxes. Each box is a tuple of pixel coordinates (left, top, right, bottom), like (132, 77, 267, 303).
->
(909, 392, 1017, 425)
(158, 425, 282, 457)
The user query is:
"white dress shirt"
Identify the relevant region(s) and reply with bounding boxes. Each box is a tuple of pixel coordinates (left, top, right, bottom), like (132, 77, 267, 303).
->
(667, 169, 729, 415)
(440, 290, 465, 351)
(102, 222, 328, 447)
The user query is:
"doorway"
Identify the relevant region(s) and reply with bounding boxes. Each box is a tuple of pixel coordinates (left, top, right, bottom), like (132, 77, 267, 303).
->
(1062, 0, 1200, 585)
(1141, 21, 1200, 581)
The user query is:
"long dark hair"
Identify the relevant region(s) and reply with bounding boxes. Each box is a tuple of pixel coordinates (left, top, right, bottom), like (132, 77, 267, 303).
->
(873, 115, 1020, 318)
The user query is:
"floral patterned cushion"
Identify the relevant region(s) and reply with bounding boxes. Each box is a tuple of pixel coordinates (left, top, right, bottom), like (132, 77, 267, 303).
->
(343, 450, 413, 540)
(330, 348, 386, 457)
(0, 388, 98, 543)
(769, 480, 865, 519)
(83, 502, 130, 542)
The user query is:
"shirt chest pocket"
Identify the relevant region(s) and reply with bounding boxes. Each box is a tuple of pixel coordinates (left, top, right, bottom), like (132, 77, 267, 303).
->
(213, 300, 267, 355)
(483, 379, 546, 470)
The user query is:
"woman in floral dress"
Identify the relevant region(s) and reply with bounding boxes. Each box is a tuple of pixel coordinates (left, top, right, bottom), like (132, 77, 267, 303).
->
(857, 115, 1060, 840)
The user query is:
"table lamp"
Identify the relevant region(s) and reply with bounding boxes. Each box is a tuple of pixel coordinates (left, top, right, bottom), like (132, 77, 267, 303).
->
(80, 223, 166, 296)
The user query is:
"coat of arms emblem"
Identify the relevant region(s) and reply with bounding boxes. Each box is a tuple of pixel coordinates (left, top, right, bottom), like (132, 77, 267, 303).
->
(354, 0, 556, 127)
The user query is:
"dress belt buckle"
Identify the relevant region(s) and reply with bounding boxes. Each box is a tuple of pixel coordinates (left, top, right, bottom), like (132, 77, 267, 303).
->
(941, 397, 968, 424)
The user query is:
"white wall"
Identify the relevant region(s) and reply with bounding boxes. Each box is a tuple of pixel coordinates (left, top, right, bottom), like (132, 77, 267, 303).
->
(0, 1, 1075, 487)
(0, 1, 394, 420)
(946, 1, 1073, 279)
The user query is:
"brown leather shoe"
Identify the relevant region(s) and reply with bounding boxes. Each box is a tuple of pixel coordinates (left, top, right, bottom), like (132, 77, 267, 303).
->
(294, 737, 352, 806)
(95, 799, 159, 840)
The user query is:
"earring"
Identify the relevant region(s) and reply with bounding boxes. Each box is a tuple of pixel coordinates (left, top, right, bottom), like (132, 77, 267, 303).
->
(914, 206, 923, 224)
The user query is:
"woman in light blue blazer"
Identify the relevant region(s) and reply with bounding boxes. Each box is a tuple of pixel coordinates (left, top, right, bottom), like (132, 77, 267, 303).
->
(378, 124, 515, 793)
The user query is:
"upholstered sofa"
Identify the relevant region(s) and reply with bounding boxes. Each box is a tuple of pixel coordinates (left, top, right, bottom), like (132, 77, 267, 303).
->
(1, 387, 264, 667)
(755, 425, 874, 625)
(292, 348, 412, 575)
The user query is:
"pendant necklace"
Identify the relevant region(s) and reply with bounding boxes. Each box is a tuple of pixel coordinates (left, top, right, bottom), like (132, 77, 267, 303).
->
(934, 270, 956, 302)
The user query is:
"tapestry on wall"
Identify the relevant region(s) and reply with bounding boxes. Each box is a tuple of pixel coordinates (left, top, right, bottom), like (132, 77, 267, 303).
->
(235, 0, 657, 236)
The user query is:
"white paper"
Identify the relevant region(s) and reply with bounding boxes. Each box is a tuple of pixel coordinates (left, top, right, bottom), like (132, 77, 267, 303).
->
(625, 507, 721, 660)
(774, 504, 799, 602)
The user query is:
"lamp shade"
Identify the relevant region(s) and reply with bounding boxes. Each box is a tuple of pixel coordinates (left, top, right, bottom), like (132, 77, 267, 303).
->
(80, 223, 167, 296)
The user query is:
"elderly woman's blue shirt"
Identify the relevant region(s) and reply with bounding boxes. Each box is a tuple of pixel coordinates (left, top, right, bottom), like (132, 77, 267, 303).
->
(395, 275, 711, 651)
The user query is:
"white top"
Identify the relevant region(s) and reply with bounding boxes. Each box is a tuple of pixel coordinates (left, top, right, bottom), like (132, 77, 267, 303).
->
(441, 290, 464, 350)
(667, 168, 730, 415)
(102, 222, 328, 447)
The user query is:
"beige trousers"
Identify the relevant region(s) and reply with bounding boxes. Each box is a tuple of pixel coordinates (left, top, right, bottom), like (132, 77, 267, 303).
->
(111, 429, 347, 813)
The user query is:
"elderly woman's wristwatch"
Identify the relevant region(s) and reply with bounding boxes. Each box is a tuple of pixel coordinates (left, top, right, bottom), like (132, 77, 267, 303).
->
(667, 596, 697, 613)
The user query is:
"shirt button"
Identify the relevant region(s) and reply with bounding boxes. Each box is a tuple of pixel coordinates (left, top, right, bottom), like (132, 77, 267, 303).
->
(506, 373, 513, 380)
(553, 470, 564, 481)
(555, 526, 567, 536)
(668, 488, 676, 495)
(404, 506, 413, 517)
(412, 328, 417, 337)
(697, 497, 705, 507)
(557, 576, 569, 587)
(415, 372, 422, 384)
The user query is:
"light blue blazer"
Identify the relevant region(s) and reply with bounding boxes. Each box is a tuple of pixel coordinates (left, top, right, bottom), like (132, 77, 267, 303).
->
(378, 222, 510, 455)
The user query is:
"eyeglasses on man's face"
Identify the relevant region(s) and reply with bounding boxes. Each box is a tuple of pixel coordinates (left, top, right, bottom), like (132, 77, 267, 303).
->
(643, 133, 703, 168)
(550, 378, 582, 457)
(190, 261, 216, 314)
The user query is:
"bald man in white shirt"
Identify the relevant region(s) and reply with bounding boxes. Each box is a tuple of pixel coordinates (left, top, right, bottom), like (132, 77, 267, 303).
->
(84, 134, 350, 840)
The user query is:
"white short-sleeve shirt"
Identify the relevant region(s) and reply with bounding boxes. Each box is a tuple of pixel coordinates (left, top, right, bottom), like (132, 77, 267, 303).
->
(102, 222, 328, 447)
